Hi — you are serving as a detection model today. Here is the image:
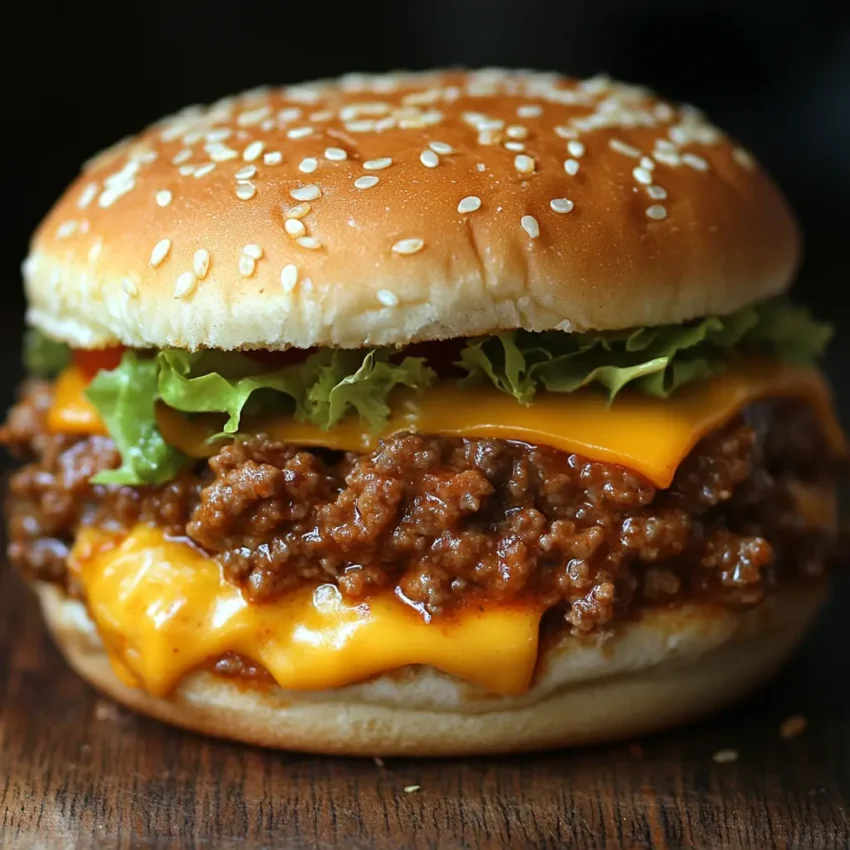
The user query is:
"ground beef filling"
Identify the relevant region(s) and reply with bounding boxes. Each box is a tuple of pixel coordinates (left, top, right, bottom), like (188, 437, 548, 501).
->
(1, 379, 841, 635)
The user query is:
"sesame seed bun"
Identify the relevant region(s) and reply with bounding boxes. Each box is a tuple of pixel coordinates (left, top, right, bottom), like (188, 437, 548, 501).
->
(24, 69, 798, 351)
(36, 579, 824, 756)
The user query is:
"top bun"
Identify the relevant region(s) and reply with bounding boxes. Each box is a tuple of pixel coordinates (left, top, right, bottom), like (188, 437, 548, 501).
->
(24, 69, 799, 351)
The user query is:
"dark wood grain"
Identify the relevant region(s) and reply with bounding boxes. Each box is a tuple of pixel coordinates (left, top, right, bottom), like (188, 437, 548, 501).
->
(1, 562, 848, 850)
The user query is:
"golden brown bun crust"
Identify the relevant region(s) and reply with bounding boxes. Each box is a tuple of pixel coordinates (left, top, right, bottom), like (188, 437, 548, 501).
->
(25, 69, 798, 351)
(37, 580, 824, 756)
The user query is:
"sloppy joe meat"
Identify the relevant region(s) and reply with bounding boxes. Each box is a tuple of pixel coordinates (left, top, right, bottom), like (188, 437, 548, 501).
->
(1, 379, 841, 635)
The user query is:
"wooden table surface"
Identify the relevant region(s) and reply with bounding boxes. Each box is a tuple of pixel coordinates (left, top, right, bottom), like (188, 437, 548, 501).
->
(1, 313, 849, 850)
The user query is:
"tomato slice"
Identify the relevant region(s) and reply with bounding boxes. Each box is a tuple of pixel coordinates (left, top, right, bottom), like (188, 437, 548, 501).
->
(73, 346, 126, 380)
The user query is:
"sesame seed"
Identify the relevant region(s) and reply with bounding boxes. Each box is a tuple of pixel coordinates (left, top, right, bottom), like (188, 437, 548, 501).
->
(324, 147, 348, 161)
(290, 184, 321, 201)
(712, 749, 738, 764)
(345, 119, 375, 133)
(299, 157, 318, 174)
(429, 141, 452, 154)
(174, 271, 197, 298)
(655, 103, 674, 121)
(79, 219, 90, 235)
(243, 141, 264, 162)
(278, 107, 302, 122)
(647, 184, 667, 200)
(633, 166, 653, 185)
(286, 202, 311, 219)
(514, 154, 535, 175)
(172, 149, 192, 165)
(178, 165, 196, 177)
(363, 157, 393, 171)
(296, 236, 322, 250)
(457, 195, 482, 213)
(478, 118, 505, 132)
(655, 139, 677, 153)
(646, 204, 668, 220)
(376, 288, 399, 307)
(420, 149, 439, 168)
(733, 147, 754, 168)
(280, 264, 299, 292)
(669, 126, 689, 146)
(549, 198, 574, 214)
(287, 126, 314, 140)
(237, 105, 271, 127)
(682, 152, 709, 171)
(653, 150, 681, 167)
(564, 159, 580, 176)
(235, 165, 257, 180)
(404, 785, 421, 794)
(150, 238, 171, 267)
(284, 218, 306, 237)
(88, 240, 102, 261)
(521, 215, 540, 239)
(238, 255, 256, 277)
(243, 243, 263, 260)
(57, 220, 77, 239)
(193, 162, 216, 179)
(609, 138, 641, 158)
(121, 277, 138, 297)
(504, 141, 525, 152)
(193, 249, 210, 279)
(476, 163, 486, 172)
(206, 128, 232, 143)
(517, 104, 542, 118)
(392, 238, 424, 255)
(567, 140, 586, 158)
(207, 144, 239, 162)
(155, 189, 173, 207)
(477, 130, 499, 146)
(340, 102, 390, 121)
(640, 156, 655, 171)
(98, 181, 136, 208)
(506, 125, 528, 140)
(77, 183, 99, 209)
(235, 181, 257, 200)
(354, 175, 379, 190)
(554, 126, 577, 139)
(263, 151, 283, 165)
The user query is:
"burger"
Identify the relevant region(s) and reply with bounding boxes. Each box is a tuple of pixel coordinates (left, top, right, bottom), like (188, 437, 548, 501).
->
(2, 69, 844, 756)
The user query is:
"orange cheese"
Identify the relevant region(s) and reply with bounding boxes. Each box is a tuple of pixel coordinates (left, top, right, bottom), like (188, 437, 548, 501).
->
(49, 358, 846, 488)
(48, 366, 107, 435)
(70, 525, 543, 697)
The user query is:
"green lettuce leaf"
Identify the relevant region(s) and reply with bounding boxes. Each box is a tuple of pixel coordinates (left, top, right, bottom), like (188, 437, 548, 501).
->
(457, 298, 830, 404)
(85, 351, 189, 485)
(157, 350, 308, 433)
(157, 348, 435, 433)
(23, 329, 71, 378)
(73, 295, 829, 486)
(306, 349, 436, 430)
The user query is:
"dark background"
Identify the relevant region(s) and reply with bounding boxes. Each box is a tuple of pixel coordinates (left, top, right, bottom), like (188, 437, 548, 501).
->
(5, 0, 850, 324)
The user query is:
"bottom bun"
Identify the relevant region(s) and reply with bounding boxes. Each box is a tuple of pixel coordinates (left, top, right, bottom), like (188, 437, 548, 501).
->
(37, 580, 826, 756)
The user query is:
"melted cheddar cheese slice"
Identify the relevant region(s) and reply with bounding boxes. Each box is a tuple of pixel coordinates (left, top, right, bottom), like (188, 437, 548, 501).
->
(49, 358, 845, 488)
(70, 525, 543, 697)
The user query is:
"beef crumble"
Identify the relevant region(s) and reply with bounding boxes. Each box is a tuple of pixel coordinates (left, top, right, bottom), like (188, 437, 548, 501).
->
(1, 380, 842, 635)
